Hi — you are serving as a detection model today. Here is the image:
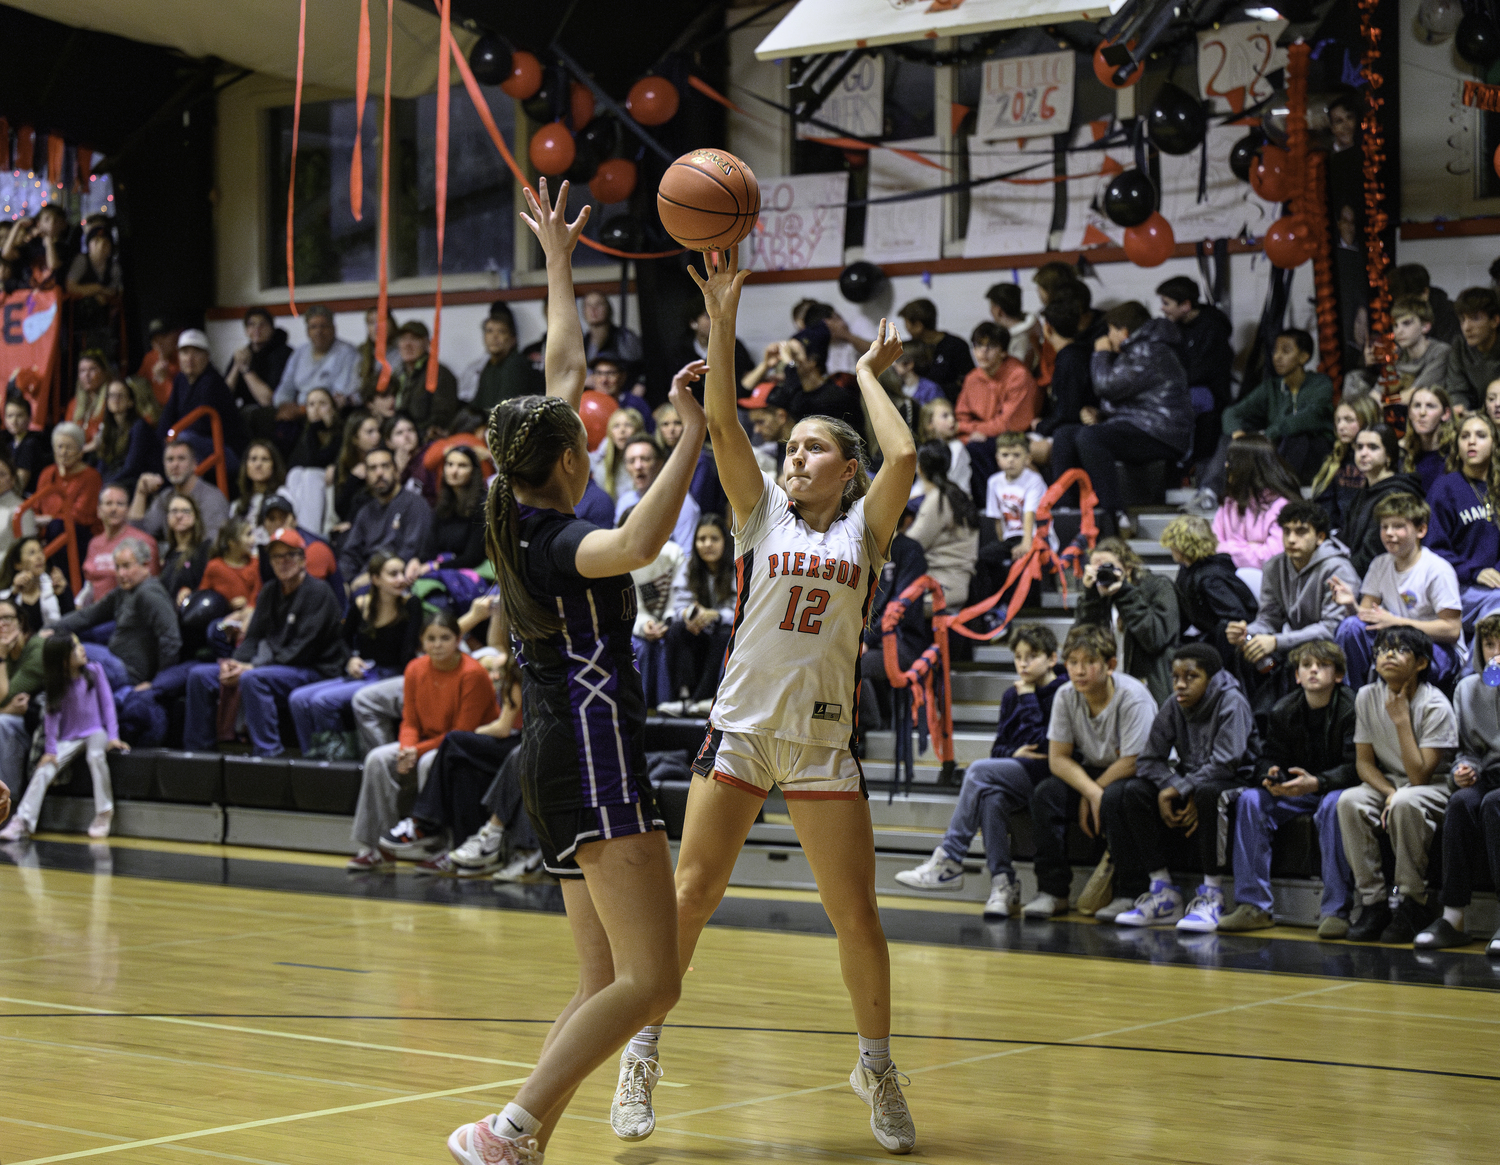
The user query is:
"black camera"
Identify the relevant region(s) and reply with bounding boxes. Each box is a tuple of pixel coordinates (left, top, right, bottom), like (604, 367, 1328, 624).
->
(1094, 563, 1122, 587)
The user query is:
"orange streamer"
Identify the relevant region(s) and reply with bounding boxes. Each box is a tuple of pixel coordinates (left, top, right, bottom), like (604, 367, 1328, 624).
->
(46, 135, 64, 188)
(351, 0, 371, 221)
(427, 0, 451, 394)
(75, 145, 92, 191)
(375, 0, 394, 395)
(802, 134, 948, 171)
(286, 0, 307, 317)
(15, 125, 33, 172)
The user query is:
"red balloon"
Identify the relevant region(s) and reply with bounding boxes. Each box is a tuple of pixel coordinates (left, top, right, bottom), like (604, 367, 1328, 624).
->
(529, 122, 575, 175)
(626, 76, 679, 126)
(1123, 213, 1175, 267)
(1493, 140, 1500, 179)
(1093, 40, 1144, 89)
(1250, 145, 1292, 203)
(1264, 215, 1316, 268)
(570, 82, 595, 131)
(500, 50, 542, 100)
(579, 390, 615, 450)
(589, 157, 637, 204)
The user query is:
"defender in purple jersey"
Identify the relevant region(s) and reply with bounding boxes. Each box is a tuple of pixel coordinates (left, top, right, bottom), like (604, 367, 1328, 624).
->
(445, 180, 706, 1165)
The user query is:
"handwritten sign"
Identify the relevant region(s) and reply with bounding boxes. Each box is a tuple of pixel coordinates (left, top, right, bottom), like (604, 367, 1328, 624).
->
(745, 173, 849, 272)
(865, 137, 942, 263)
(797, 54, 883, 140)
(965, 140, 1057, 257)
(977, 51, 1074, 142)
(1197, 21, 1288, 114)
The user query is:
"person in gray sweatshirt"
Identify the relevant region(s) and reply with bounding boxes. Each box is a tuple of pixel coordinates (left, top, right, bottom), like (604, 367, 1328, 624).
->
(1416, 613, 1500, 953)
(1101, 644, 1260, 930)
(1226, 499, 1359, 713)
(51, 537, 181, 686)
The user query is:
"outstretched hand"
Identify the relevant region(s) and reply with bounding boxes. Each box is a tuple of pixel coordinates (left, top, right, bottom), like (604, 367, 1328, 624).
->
(857, 318, 904, 379)
(671, 359, 709, 396)
(668, 368, 707, 435)
(687, 244, 750, 321)
(520, 178, 590, 260)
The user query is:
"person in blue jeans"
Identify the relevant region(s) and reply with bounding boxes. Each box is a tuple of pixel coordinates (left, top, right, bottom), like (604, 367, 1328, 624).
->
(893, 624, 1067, 917)
(183, 528, 347, 755)
(1218, 639, 1359, 936)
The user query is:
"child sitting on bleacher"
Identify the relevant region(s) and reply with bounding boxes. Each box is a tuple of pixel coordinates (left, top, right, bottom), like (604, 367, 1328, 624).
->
(894, 624, 1067, 918)
(1106, 644, 1259, 929)
(1218, 640, 1359, 935)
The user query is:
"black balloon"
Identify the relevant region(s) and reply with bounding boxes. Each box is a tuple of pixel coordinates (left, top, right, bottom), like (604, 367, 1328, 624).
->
(600, 215, 644, 252)
(1147, 83, 1208, 155)
(522, 67, 567, 123)
(838, 260, 884, 304)
(1457, 13, 1500, 65)
(468, 34, 512, 86)
(178, 589, 230, 654)
(578, 115, 624, 161)
(565, 135, 602, 185)
(1102, 169, 1155, 228)
(1228, 129, 1265, 182)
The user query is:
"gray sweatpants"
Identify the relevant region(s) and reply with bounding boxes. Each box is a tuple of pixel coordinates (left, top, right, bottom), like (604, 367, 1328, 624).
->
(1337, 782, 1450, 906)
(352, 676, 405, 755)
(351, 741, 437, 850)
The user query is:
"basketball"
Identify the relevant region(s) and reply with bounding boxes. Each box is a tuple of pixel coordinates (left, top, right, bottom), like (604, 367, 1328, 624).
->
(656, 148, 760, 251)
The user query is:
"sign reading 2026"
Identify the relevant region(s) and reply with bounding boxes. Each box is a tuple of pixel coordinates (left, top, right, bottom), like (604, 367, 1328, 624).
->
(978, 51, 1075, 142)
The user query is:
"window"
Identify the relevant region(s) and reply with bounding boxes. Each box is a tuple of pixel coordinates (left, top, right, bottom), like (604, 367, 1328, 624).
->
(268, 87, 517, 289)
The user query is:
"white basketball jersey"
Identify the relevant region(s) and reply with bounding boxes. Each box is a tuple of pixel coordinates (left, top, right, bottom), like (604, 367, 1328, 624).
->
(711, 473, 888, 747)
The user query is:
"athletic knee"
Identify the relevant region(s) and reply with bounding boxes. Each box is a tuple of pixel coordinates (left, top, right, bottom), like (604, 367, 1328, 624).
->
(674, 868, 727, 929)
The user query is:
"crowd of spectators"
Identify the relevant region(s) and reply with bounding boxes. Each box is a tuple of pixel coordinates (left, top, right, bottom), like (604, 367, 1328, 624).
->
(2, 207, 1499, 946)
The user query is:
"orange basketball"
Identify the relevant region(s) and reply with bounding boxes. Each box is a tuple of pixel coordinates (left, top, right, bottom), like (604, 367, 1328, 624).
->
(656, 148, 760, 251)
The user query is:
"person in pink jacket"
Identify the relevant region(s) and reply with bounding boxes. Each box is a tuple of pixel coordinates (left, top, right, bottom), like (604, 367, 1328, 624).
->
(1211, 435, 1303, 571)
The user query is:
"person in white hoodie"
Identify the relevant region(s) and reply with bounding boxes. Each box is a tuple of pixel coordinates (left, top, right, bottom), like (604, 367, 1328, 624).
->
(623, 501, 685, 713)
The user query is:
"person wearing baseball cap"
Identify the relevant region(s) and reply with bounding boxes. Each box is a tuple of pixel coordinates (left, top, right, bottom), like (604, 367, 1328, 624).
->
(740, 380, 794, 467)
(157, 326, 249, 473)
(389, 318, 459, 438)
(254, 493, 344, 598)
(137, 319, 180, 408)
(183, 524, 348, 757)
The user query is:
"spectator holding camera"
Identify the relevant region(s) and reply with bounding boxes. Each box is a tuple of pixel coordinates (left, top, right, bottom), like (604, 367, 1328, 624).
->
(1075, 538, 1181, 704)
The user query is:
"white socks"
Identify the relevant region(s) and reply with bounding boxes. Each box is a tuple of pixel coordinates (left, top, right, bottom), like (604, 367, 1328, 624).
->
(1443, 907, 1464, 928)
(628, 1025, 662, 1062)
(1203, 875, 1223, 890)
(494, 1103, 541, 1140)
(859, 1035, 891, 1075)
(1149, 868, 1172, 885)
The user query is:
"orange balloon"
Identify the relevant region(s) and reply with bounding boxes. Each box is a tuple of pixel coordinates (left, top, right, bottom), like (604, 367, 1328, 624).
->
(500, 50, 542, 100)
(1250, 145, 1292, 203)
(1123, 213, 1175, 267)
(579, 390, 615, 450)
(1493, 140, 1500, 179)
(627, 76, 679, 126)
(589, 158, 637, 204)
(1264, 215, 1315, 268)
(1093, 40, 1144, 89)
(529, 122, 576, 175)
(570, 82, 595, 131)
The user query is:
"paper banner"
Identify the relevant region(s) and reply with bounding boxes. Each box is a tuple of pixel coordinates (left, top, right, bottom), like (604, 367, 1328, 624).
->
(963, 139, 1056, 257)
(865, 136, 943, 263)
(796, 54, 883, 139)
(0, 288, 61, 427)
(745, 172, 849, 271)
(976, 51, 1074, 143)
(1197, 20, 1288, 115)
(1058, 120, 1132, 251)
(1159, 124, 1281, 241)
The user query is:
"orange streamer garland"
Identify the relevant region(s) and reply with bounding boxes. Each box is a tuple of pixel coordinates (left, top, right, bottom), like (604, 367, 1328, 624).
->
(374, 0, 394, 395)
(1358, 0, 1397, 385)
(1307, 151, 1342, 390)
(351, 0, 371, 221)
(427, 0, 451, 394)
(286, 0, 307, 317)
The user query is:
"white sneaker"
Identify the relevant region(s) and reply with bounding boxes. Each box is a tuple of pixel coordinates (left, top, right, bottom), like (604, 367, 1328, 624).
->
(446, 1116, 542, 1164)
(610, 1048, 663, 1141)
(893, 846, 964, 891)
(87, 809, 113, 840)
(655, 700, 687, 717)
(1176, 884, 1226, 932)
(380, 817, 447, 860)
(0, 816, 31, 842)
(849, 1060, 916, 1154)
(1115, 880, 1185, 927)
(1094, 895, 1137, 923)
(345, 847, 395, 873)
(493, 848, 544, 883)
(1021, 891, 1067, 919)
(983, 873, 1021, 918)
(687, 698, 714, 717)
(451, 821, 505, 872)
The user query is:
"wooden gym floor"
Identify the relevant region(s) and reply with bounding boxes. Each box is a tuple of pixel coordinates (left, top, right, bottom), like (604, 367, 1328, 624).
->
(2, 837, 1498, 1165)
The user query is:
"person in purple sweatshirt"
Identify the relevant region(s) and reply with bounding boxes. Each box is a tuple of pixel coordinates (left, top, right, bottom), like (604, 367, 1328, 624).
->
(0, 633, 127, 842)
(893, 623, 1068, 918)
(1424, 413, 1500, 645)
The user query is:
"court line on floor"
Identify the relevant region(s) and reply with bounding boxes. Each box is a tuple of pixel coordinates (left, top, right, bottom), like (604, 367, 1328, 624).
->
(5, 1077, 531, 1165)
(0, 1117, 298, 1165)
(655, 982, 1358, 1123)
(0, 994, 538, 1070)
(1278, 999, 1500, 1025)
(561, 1109, 897, 1164)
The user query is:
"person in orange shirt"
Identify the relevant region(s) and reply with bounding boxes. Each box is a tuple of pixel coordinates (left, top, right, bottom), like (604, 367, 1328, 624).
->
(137, 320, 180, 409)
(348, 608, 498, 868)
(201, 518, 262, 630)
(34, 422, 103, 581)
(955, 322, 1039, 504)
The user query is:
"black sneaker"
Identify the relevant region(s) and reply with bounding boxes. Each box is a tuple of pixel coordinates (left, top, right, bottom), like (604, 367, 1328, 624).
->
(1380, 896, 1437, 945)
(1414, 917, 1472, 950)
(1347, 900, 1392, 943)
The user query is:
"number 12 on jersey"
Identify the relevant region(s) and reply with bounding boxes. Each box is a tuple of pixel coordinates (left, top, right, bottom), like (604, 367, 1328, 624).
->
(777, 586, 829, 634)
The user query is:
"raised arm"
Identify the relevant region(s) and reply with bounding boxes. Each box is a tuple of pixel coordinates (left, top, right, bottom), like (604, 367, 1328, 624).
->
(689, 246, 760, 525)
(574, 384, 709, 578)
(858, 320, 916, 550)
(518, 179, 590, 411)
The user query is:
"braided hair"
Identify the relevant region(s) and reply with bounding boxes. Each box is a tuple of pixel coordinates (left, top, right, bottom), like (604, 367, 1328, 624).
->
(485, 395, 588, 641)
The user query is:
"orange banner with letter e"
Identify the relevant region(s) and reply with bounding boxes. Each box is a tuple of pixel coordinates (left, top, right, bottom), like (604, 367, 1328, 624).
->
(0, 287, 61, 428)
